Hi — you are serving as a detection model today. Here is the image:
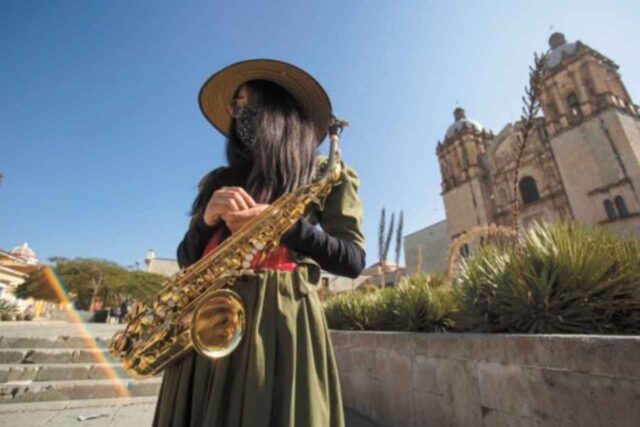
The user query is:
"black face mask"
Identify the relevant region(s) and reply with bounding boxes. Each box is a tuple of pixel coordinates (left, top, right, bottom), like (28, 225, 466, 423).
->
(233, 105, 258, 148)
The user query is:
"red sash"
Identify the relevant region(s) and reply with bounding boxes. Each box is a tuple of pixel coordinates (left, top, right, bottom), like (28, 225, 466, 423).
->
(202, 228, 298, 272)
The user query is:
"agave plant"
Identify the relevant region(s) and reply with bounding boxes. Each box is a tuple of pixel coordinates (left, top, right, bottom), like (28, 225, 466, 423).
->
(324, 274, 461, 332)
(457, 222, 640, 334)
(323, 292, 377, 331)
(371, 274, 460, 332)
(0, 300, 18, 321)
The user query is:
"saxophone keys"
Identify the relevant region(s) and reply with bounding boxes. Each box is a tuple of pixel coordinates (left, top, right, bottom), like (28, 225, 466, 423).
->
(140, 313, 155, 326)
(156, 306, 168, 319)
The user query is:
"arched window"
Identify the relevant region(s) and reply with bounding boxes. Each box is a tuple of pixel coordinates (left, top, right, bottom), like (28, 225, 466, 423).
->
(519, 176, 540, 204)
(566, 92, 581, 116)
(615, 196, 630, 218)
(459, 244, 470, 258)
(604, 200, 617, 221)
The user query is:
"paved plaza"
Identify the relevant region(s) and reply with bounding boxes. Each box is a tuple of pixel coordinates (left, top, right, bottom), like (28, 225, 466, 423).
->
(0, 321, 380, 427)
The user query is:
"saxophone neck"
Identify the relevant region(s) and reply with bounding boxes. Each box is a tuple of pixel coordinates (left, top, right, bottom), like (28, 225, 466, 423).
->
(321, 115, 348, 182)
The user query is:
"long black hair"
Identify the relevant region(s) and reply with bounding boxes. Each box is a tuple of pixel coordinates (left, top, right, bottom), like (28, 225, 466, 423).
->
(190, 80, 318, 221)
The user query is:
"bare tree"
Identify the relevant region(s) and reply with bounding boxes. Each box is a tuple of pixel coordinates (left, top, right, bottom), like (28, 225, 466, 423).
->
(383, 212, 395, 267)
(378, 207, 386, 267)
(511, 53, 547, 243)
(394, 210, 404, 267)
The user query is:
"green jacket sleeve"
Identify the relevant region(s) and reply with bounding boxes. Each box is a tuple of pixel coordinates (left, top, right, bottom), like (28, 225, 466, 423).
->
(316, 159, 366, 251)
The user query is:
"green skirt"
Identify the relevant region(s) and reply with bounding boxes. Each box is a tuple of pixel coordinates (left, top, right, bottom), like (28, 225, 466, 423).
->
(152, 267, 345, 427)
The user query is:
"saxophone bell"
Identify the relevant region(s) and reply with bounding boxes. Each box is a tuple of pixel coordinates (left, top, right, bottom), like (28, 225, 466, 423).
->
(190, 289, 246, 359)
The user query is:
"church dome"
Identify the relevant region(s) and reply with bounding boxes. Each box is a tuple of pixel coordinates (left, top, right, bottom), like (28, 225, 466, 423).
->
(9, 243, 38, 265)
(546, 32, 578, 69)
(445, 107, 484, 140)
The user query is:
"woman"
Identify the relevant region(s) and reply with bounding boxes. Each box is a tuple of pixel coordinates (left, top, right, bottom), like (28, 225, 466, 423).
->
(153, 59, 366, 427)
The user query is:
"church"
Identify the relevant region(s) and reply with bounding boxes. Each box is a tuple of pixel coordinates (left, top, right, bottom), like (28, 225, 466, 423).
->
(404, 32, 640, 275)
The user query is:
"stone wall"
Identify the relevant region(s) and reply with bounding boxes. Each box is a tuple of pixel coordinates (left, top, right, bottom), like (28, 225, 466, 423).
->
(331, 331, 640, 427)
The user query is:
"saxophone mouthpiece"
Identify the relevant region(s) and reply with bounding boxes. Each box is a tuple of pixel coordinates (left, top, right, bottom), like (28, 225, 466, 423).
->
(329, 115, 349, 137)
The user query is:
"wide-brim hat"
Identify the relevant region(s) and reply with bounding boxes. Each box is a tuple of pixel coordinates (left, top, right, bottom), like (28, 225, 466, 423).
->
(199, 59, 332, 144)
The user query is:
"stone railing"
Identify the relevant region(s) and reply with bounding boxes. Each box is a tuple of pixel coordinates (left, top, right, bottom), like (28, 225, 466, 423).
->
(331, 331, 640, 427)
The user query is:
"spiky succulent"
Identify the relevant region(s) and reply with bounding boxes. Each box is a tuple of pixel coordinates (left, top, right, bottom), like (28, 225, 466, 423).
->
(324, 274, 459, 332)
(457, 222, 640, 334)
(371, 274, 459, 332)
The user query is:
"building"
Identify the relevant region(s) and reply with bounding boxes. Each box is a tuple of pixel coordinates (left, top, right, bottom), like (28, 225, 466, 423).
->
(359, 261, 405, 288)
(403, 220, 448, 275)
(0, 243, 39, 302)
(320, 271, 370, 293)
(406, 32, 640, 275)
(144, 249, 180, 277)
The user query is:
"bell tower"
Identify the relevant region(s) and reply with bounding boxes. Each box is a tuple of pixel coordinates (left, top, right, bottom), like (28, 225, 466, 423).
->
(540, 32, 640, 236)
(437, 108, 494, 241)
(540, 32, 637, 134)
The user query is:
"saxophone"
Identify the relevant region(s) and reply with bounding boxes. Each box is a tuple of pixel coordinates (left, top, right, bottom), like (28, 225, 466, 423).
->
(110, 117, 348, 379)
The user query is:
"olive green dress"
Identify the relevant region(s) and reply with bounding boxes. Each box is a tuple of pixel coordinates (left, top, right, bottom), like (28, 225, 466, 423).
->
(152, 160, 365, 427)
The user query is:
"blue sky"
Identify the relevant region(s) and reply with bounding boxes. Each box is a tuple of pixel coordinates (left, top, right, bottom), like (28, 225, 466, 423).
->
(2, 0, 639, 268)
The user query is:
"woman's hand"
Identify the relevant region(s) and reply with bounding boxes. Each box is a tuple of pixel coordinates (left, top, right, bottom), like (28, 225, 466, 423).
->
(203, 187, 256, 226)
(222, 204, 270, 233)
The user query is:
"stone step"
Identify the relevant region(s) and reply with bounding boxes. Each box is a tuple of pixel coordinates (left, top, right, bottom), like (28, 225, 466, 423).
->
(0, 348, 118, 365)
(0, 395, 157, 415)
(0, 363, 130, 382)
(0, 398, 379, 427)
(0, 335, 110, 350)
(0, 378, 162, 404)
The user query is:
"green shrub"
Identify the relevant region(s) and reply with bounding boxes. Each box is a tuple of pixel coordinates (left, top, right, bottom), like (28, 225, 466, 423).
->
(371, 274, 460, 332)
(324, 292, 377, 330)
(457, 222, 640, 334)
(324, 274, 460, 332)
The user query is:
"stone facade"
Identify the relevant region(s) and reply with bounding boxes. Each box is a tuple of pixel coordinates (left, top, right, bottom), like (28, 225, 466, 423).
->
(440, 32, 640, 239)
(144, 250, 180, 277)
(403, 220, 448, 275)
(406, 32, 640, 274)
(0, 244, 39, 302)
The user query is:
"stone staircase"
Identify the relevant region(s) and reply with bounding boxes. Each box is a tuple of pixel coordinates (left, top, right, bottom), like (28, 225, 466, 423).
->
(0, 323, 381, 427)
(0, 333, 161, 405)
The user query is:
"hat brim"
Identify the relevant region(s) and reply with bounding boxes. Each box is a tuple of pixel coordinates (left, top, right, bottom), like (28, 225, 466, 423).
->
(199, 59, 332, 144)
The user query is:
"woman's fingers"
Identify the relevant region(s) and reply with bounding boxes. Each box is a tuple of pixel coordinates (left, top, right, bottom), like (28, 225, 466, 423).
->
(222, 204, 269, 221)
(225, 187, 256, 208)
(214, 190, 246, 211)
(209, 198, 238, 215)
(213, 188, 256, 212)
(222, 204, 269, 234)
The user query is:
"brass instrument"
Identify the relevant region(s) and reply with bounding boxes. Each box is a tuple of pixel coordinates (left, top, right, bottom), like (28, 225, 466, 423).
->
(110, 118, 348, 379)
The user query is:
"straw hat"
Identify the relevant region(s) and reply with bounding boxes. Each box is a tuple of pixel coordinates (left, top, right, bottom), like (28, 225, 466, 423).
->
(199, 59, 332, 144)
